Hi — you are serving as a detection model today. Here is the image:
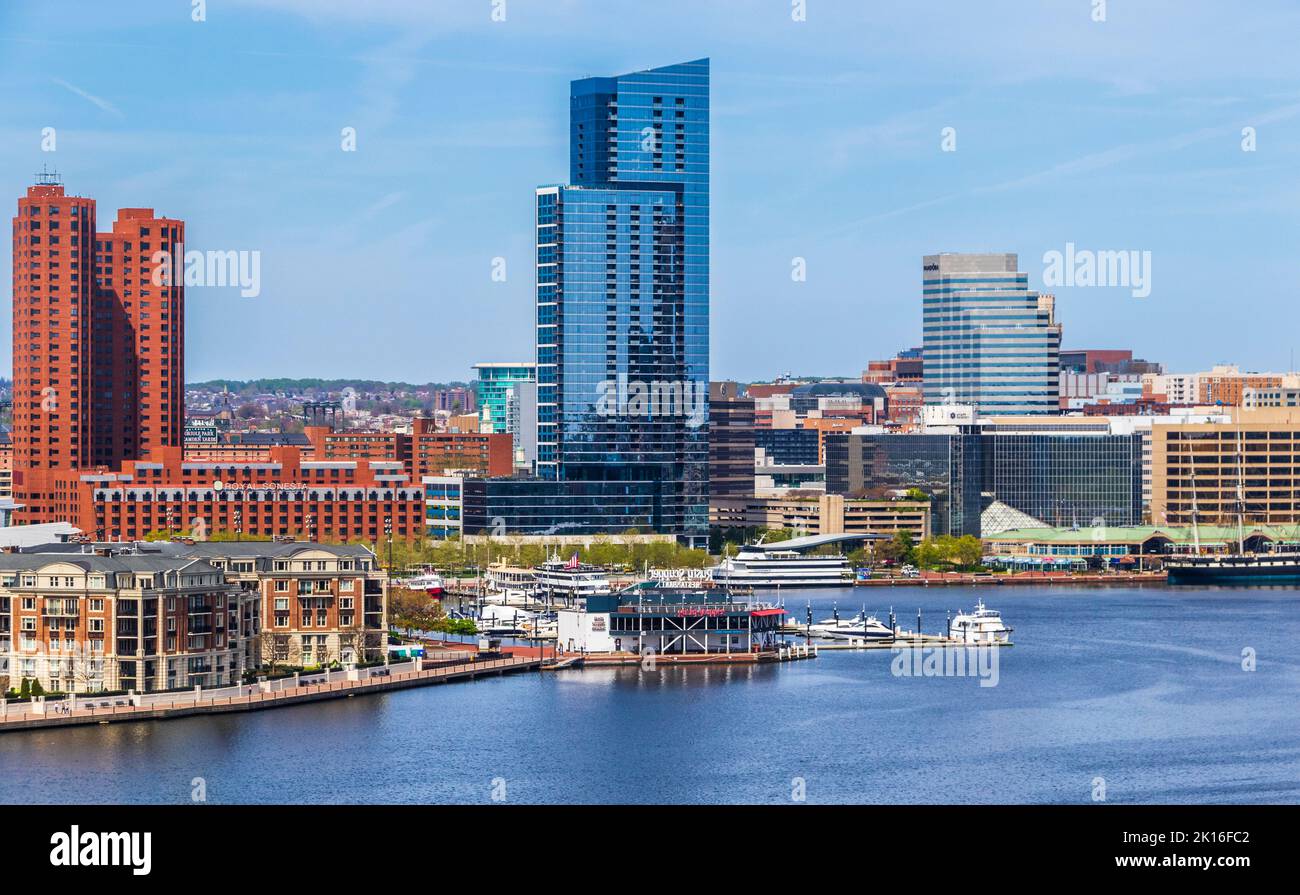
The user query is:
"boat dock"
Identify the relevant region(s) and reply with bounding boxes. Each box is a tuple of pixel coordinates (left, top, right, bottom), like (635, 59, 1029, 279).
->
(545, 643, 817, 668)
(808, 635, 1013, 650)
(854, 571, 1165, 586)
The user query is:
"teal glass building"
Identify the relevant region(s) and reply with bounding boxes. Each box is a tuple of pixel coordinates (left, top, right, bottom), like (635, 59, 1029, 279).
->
(473, 362, 536, 435)
(535, 59, 710, 546)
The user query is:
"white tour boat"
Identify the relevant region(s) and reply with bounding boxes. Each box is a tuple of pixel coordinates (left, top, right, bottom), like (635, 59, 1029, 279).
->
(533, 553, 612, 600)
(711, 542, 852, 589)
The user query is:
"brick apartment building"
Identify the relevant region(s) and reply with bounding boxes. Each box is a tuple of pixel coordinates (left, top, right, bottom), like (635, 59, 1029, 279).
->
(305, 419, 512, 480)
(10, 177, 437, 543)
(0, 551, 252, 693)
(11, 179, 184, 521)
(49, 445, 425, 543)
(0, 540, 389, 694)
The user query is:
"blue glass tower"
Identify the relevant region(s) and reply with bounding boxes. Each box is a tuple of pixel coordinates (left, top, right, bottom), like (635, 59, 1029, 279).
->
(536, 59, 709, 546)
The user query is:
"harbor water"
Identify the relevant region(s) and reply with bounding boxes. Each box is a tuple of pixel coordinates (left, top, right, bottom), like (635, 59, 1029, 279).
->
(2, 584, 1298, 804)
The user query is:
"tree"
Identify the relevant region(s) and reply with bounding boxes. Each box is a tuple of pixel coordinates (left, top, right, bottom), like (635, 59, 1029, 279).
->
(875, 530, 916, 566)
(259, 629, 289, 675)
(389, 587, 441, 635)
(913, 538, 944, 570)
(953, 535, 984, 570)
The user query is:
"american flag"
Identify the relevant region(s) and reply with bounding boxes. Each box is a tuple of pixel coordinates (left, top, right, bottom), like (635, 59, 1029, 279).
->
(566, 552, 580, 570)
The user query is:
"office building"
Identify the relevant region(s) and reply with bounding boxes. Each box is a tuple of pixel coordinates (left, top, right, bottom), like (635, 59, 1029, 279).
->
(922, 253, 1061, 415)
(825, 420, 1143, 536)
(473, 362, 535, 435)
(536, 59, 710, 547)
(708, 381, 754, 503)
(1150, 409, 1300, 528)
(461, 477, 664, 537)
(979, 425, 1143, 529)
(422, 475, 463, 539)
(711, 493, 930, 542)
(825, 432, 984, 536)
(755, 428, 819, 467)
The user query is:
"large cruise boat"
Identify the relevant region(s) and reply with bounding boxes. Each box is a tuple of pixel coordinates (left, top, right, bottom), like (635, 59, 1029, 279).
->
(533, 553, 612, 600)
(711, 540, 853, 589)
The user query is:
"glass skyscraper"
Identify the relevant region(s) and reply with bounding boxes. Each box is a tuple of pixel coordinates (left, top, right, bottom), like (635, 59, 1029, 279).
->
(473, 362, 536, 435)
(922, 253, 1061, 415)
(536, 59, 710, 546)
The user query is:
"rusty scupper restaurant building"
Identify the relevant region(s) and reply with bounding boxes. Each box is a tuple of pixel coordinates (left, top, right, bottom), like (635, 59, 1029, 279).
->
(557, 582, 787, 661)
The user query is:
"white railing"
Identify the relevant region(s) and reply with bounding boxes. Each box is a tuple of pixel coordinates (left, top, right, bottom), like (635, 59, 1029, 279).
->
(0, 650, 503, 722)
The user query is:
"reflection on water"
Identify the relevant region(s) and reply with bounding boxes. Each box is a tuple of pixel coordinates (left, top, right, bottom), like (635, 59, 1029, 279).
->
(2, 585, 1298, 805)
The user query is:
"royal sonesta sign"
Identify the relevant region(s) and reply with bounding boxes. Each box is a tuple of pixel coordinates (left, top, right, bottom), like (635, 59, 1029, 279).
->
(650, 568, 715, 582)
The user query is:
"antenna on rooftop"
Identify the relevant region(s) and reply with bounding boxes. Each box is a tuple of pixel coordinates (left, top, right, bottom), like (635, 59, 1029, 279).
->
(34, 164, 62, 186)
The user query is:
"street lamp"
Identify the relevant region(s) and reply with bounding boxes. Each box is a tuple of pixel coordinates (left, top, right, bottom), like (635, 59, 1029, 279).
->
(383, 515, 394, 580)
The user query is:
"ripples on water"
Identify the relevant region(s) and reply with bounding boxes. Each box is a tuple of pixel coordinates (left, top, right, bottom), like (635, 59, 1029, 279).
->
(2, 585, 1297, 804)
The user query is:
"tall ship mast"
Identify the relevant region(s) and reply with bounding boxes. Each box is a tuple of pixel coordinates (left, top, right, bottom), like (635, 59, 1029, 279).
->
(1166, 414, 1300, 585)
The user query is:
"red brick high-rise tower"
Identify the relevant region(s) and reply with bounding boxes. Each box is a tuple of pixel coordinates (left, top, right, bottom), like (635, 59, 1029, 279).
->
(10, 174, 184, 522)
(93, 207, 185, 466)
(11, 175, 96, 519)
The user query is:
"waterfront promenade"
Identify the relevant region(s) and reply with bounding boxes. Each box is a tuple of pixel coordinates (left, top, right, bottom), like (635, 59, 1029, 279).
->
(0, 652, 540, 733)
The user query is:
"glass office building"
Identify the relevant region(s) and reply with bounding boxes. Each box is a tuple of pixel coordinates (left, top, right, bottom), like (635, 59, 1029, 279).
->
(982, 432, 1143, 528)
(922, 253, 1061, 415)
(756, 428, 820, 466)
(825, 430, 1143, 536)
(473, 363, 536, 435)
(825, 433, 984, 537)
(536, 59, 710, 546)
(461, 478, 663, 536)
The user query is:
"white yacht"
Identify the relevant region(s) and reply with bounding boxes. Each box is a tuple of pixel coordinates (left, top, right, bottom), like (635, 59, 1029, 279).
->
(807, 604, 893, 640)
(949, 600, 1012, 645)
(476, 603, 538, 637)
(394, 568, 444, 596)
(712, 543, 853, 589)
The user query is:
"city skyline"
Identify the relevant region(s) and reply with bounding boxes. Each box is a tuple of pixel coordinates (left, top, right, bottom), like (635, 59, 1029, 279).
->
(3, 1, 1300, 383)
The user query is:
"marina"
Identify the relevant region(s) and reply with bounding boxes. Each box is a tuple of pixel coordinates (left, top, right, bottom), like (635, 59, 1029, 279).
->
(3, 584, 1295, 804)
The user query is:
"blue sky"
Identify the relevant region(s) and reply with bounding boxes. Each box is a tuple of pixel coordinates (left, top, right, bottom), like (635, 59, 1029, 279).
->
(3, 0, 1299, 382)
